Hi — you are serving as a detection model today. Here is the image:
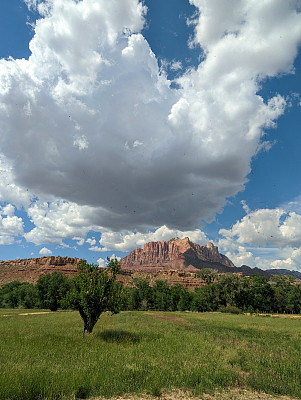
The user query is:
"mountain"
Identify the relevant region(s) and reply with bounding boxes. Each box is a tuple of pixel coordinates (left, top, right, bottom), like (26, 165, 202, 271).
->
(1, 240, 300, 288)
(0, 256, 79, 285)
(119, 237, 276, 278)
(120, 237, 234, 272)
(266, 269, 301, 280)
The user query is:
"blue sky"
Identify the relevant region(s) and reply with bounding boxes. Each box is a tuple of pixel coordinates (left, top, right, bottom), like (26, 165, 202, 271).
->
(0, 0, 301, 270)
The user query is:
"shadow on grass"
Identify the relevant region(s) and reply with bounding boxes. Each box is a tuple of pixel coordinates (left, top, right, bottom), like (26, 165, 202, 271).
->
(97, 329, 141, 344)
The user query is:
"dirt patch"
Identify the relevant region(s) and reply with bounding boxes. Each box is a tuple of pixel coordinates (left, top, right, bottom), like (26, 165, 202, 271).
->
(250, 313, 301, 319)
(200, 388, 298, 400)
(90, 388, 298, 400)
(270, 315, 301, 319)
(0, 311, 53, 317)
(144, 313, 189, 325)
(18, 311, 53, 316)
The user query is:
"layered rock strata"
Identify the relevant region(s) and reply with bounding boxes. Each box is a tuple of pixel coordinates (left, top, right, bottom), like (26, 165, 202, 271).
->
(120, 237, 234, 272)
(0, 256, 80, 285)
(116, 269, 207, 290)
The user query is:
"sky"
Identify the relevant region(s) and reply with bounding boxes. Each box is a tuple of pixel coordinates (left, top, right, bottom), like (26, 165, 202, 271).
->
(0, 0, 301, 270)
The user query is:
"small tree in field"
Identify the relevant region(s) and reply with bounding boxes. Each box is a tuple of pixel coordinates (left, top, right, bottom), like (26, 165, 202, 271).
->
(66, 258, 121, 335)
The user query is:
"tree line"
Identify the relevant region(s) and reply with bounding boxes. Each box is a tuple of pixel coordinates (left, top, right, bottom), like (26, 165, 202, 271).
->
(1, 266, 301, 315)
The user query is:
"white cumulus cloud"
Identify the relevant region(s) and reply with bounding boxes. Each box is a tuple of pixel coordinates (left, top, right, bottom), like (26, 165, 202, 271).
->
(0, 0, 300, 246)
(0, 213, 24, 245)
(39, 247, 52, 255)
(97, 257, 106, 267)
(219, 202, 301, 270)
(219, 208, 301, 248)
(24, 200, 101, 245)
(98, 225, 208, 252)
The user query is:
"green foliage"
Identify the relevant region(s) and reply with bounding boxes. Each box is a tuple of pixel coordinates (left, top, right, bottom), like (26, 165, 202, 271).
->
(191, 286, 214, 312)
(177, 288, 193, 311)
(132, 277, 154, 310)
(153, 280, 171, 311)
(219, 305, 243, 314)
(120, 279, 193, 312)
(0, 281, 39, 309)
(2, 268, 301, 316)
(37, 272, 71, 311)
(65, 258, 121, 334)
(119, 273, 301, 314)
(198, 268, 217, 284)
(169, 284, 188, 311)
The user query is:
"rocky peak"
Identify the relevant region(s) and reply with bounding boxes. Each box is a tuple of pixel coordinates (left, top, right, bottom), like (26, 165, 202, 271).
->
(120, 237, 234, 271)
(204, 242, 219, 255)
(205, 242, 216, 250)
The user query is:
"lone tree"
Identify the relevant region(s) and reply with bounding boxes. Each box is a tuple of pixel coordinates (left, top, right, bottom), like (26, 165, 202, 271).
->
(67, 258, 121, 334)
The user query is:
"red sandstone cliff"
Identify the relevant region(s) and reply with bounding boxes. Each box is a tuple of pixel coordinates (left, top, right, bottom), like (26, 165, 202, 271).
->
(120, 237, 234, 271)
(0, 256, 80, 285)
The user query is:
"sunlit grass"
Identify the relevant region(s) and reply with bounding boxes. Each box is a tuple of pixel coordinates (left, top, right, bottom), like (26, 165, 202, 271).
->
(0, 310, 300, 400)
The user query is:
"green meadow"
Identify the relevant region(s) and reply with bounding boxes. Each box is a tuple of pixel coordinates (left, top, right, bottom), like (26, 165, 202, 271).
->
(0, 309, 301, 400)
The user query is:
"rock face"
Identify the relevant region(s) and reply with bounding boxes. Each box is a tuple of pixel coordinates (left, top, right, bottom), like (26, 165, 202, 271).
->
(0, 256, 80, 285)
(120, 237, 234, 272)
(117, 269, 207, 291)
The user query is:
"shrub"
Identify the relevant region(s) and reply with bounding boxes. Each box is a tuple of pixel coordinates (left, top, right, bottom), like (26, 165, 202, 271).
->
(219, 305, 243, 314)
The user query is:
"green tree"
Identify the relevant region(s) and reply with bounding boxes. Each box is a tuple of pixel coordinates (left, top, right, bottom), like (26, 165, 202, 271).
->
(153, 280, 170, 311)
(37, 272, 71, 311)
(169, 284, 186, 311)
(17, 283, 39, 309)
(216, 273, 242, 307)
(66, 258, 121, 334)
(132, 278, 154, 310)
(246, 275, 274, 312)
(191, 286, 214, 312)
(0, 281, 39, 309)
(177, 287, 192, 311)
(0, 281, 22, 308)
(198, 268, 217, 285)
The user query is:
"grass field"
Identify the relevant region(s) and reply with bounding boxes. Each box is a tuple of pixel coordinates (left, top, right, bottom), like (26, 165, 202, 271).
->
(0, 309, 300, 400)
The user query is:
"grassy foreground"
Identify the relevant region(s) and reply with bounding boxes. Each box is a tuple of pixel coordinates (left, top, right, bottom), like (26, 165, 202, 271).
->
(0, 310, 300, 400)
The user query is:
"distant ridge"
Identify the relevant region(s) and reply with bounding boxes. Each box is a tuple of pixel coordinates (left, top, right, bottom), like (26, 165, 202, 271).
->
(266, 269, 301, 280)
(0, 256, 79, 286)
(1, 241, 300, 288)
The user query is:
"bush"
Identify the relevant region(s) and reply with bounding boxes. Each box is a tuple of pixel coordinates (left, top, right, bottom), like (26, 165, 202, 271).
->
(219, 305, 242, 314)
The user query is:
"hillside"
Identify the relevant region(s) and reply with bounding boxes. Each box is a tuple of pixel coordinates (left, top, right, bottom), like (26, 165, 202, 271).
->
(0, 256, 79, 285)
(266, 269, 301, 280)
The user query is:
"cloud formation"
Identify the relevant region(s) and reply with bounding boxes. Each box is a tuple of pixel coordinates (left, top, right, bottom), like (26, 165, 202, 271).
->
(24, 200, 100, 245)
(0, 0, 301, 246)
(39, 247, 52, 255)
(98, 225, 208, 252)
(220, 208, 301, 249)
(0, 204, 24, 245)
(219, 202, 301, 270)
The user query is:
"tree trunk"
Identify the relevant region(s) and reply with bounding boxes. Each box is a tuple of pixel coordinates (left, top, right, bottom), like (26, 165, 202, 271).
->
(83, 319, 96, 335)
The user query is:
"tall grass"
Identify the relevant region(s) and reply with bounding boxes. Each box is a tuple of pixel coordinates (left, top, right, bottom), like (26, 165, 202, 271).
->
(0, 309, 300, 399)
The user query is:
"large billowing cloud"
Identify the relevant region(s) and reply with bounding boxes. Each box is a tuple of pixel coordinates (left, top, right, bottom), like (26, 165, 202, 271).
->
(24, 200, 100, 245)
(220, 207, 301, 249)
(0, 0, 301, 243)
(219, 201, 301, 270)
